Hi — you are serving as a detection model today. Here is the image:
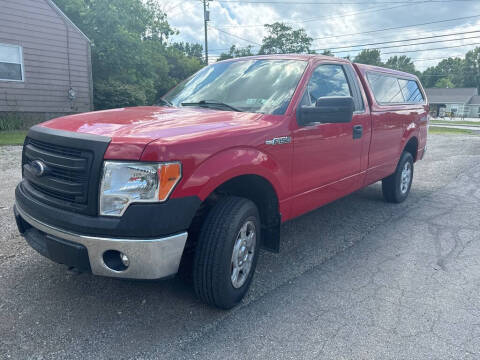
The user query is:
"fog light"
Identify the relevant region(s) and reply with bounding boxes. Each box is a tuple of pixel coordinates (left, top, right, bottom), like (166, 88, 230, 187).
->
(103, 250, 129, 271)
(120, 252, 130, 267)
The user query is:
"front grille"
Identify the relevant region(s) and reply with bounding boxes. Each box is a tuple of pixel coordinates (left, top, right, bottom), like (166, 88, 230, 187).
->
(29, 182, 77, 203)
(22, 137, 93, 205)
(28, 138, 83, 157)
(20, 126, 111, 216)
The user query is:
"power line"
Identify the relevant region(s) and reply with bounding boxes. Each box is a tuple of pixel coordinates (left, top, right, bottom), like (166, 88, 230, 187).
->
(313, 14, 480, 40)
(208, 14, 480, 51)
(212, 3, 408, 28)
(382, 42, 480, 55)
(209, 23, 477, 52)
(327, 34, 480, 54)
(209, 25, 262, 46)
(208, 4, 413, 49)
(211, 28, 480, 55)
(315, 21, 477, 44)
(314, 30, 480, 52)
(410, 54, 464, 61)
(199, 6, 480, 61)
(210, 42, 479, 58)
(334, 41, 479, 57)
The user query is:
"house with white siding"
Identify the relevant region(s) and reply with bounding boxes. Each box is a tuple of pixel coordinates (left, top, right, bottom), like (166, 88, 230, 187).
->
(425, 88, 480, 118)
(0, 0, 92, 127)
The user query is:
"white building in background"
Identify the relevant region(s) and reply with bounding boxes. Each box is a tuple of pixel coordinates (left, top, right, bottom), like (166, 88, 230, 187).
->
(425, 88, 480, 118)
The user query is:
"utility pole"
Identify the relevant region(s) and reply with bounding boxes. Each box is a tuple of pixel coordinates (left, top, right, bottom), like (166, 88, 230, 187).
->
(203, 0, 209, 64)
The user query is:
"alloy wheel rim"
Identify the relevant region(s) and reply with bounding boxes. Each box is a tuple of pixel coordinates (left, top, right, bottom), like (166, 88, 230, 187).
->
(231, 220, 256, 289)
(400, 162, 412, 194)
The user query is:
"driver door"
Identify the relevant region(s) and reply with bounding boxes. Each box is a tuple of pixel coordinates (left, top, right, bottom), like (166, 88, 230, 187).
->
(291, 62, 369, 217)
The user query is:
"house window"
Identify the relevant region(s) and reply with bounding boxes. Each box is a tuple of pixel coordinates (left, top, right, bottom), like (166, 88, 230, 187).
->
(0, 43, 24, 81)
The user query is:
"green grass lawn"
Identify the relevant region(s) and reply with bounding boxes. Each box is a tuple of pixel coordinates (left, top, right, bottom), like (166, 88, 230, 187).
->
(429, 126, 477, 135)
(0, 127, 476, 146)
(430, 119, 480, 126)
(0, 131, 27, 146)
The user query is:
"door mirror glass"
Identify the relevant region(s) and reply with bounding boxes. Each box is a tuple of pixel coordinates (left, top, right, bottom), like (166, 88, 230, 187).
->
(298, 96, 354, 125)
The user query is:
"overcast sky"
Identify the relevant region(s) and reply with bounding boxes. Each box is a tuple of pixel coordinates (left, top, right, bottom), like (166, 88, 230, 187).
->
(160, 0, 480, 71)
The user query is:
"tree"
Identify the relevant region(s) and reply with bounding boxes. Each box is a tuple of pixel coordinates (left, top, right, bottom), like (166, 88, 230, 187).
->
(258, 22, 313, 54)
(434, 78, 455, 88)
(385, 56, 416, 74)
(54, 0, 203, 109)
(217, 45, 255, 61)
(464, 47, 480, 92)
(354, 49, 383, 66)
(421, 66, 441, 88)
(321, 50, 333, 56)
(420, 57, 465, 88)
(173, 42, 204, 62)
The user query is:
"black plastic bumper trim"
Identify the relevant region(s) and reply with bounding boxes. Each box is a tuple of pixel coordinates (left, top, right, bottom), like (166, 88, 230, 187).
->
(15, 205, 91, 271)
(15, 183, 201, 238)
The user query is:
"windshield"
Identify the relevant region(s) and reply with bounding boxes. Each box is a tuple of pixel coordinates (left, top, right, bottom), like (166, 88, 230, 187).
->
(163, 59, 307, 115)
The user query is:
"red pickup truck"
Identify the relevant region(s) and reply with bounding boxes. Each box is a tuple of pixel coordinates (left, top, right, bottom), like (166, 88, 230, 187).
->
(14, 55, 428, 309)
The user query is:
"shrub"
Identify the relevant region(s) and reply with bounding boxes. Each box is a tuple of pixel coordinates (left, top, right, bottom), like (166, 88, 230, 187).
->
(0, 113, 24, 131)
(94, 80, 150, 110)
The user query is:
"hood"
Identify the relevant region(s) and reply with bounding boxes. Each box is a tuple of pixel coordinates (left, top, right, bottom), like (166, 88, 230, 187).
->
(41, 106, 266, 159)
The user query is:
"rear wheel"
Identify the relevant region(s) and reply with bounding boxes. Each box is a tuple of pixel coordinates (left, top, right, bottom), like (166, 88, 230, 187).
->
(382, 151, 414, 203)
(193, 196, 260, 309)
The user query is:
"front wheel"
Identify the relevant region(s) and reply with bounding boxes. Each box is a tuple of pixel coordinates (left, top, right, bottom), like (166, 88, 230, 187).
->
(382, 152, 414, 203)
(193, 196, 260, 309)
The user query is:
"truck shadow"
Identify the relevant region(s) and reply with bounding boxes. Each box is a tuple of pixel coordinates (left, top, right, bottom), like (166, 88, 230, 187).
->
(7, 182, 433, 354)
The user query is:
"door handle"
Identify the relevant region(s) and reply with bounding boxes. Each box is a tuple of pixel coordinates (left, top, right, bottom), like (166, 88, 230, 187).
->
(353, 125, 363, 139)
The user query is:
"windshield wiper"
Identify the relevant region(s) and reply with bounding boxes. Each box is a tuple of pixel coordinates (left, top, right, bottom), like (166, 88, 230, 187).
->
(181, 100, 242, 112)
(156, 97, 173, 107)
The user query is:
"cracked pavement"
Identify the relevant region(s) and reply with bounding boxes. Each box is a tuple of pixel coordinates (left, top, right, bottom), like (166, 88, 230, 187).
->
(1, 133, 480, 359)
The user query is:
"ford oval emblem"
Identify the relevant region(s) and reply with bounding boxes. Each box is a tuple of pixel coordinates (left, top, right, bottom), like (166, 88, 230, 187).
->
(31, 160, 47, 177)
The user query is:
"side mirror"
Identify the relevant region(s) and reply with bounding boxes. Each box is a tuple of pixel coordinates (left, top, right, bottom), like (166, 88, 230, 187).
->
(297, 96, 354, 126)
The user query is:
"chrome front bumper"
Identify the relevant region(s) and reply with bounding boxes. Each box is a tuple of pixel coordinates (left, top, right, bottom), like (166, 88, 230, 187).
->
(15, 203, 188, 279)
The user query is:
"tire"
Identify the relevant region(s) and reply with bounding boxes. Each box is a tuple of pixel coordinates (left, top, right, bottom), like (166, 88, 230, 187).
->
(193, 196, 260, 309)
(382, 151, 414, 203)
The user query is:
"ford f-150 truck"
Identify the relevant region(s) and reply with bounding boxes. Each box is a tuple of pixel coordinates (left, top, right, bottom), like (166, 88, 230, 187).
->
(14, 55, 428, 309)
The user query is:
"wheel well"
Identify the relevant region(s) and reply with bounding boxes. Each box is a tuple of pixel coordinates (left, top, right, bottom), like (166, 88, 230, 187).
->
(188, 175, 281, 253)
(404, 137, 419, 162)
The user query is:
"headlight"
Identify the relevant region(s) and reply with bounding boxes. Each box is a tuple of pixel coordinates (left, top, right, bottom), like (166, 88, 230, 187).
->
(99, 161, 181, 216)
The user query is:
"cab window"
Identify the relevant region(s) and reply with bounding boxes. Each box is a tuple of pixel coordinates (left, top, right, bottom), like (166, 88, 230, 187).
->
(301, 64, 351, 107)
(367, 73, 404, 104)
(398, 79, 424, 104)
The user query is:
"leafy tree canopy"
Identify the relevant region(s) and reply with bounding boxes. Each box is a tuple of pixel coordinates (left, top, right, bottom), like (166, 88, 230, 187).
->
(259, 22, 313, 54)
(54, 0, 204, 109)
(354, 49, 383, 66)
(420, 57, 464, 88)
(217, 45, 255, 61)
(434, 77, 455, 88)
(385, 56, 416, 74)
(464, 47, 480, 91)
(173, 42, 204, 62)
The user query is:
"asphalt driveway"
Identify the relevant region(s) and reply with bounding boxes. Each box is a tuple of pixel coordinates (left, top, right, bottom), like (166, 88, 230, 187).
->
(1, 133, 480, 359)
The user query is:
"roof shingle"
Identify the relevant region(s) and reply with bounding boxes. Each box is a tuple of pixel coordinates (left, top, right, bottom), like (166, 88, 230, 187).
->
(468, 95, 480, 105)
(425, 88, 478, 104)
